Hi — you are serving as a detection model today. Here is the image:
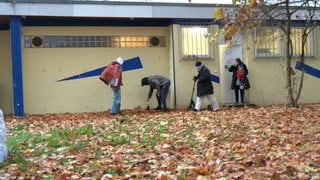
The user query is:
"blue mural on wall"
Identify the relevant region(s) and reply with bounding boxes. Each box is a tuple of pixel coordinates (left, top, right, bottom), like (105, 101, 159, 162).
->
(57, 56, 143, 82)
(211, 75, 220, 84)
(57, 56, 220, 83)
(295, 61, 320, 79)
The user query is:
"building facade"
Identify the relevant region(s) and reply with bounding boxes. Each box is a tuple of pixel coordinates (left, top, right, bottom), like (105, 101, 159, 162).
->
(0, 1, 320, 116)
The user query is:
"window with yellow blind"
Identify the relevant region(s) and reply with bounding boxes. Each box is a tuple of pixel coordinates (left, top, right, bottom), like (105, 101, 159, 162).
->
(255, 28, 282, 58)
(290, 28, 314, 57)
(180, 26, 211, 60)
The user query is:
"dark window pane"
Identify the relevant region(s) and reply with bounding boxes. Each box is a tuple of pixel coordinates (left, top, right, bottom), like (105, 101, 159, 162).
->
(57, 36, 65, 41)
(77, 36, 83, 41)
(51, 42, 57, 48)
(77, 42, 84, 47)
(57, 42, 65, 47)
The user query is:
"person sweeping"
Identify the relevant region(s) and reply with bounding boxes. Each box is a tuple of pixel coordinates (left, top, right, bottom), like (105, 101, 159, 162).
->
(192, 61, 219, 111)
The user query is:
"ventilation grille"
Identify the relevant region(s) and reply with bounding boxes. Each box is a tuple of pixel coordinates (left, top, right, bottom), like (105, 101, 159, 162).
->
(149, 36, 165, 47)
(31, 36, 44, 48)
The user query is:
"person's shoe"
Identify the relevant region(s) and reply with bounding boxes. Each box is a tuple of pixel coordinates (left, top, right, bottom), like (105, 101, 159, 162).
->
(235, 103, 244, 107)
(161, 108, 167, 112)
(109, 112, 119, 115)
(192, 108, 199, 112)
(154, 106, 161, 110)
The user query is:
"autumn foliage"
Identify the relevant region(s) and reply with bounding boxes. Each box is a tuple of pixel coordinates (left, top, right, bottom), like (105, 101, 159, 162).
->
(1, 104, 320, 179)
(214, 0, 262, 42)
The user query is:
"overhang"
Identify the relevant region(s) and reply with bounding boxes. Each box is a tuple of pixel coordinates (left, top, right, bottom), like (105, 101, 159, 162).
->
(0, 1, 222, 19)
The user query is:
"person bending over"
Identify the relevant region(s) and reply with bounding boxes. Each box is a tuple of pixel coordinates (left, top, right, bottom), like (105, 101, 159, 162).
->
(141, 75, 171, 112)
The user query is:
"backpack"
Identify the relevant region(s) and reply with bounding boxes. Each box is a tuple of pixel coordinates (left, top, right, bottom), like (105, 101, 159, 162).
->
(99, 63, 122, 87)
(236, 65, 245, 82)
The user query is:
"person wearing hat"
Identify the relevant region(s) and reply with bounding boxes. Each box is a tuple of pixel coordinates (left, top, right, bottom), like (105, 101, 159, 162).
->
(99, 57, 124, 115)
(141, 75, 171, 112)
(193, 61, 219, 111)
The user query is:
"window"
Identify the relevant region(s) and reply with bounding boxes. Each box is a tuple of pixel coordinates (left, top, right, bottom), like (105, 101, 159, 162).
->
(291, 28, 314, 57)
(180, 26, 211, 60)
(24, 35, 165, 48)
(255, 28, 281, 57)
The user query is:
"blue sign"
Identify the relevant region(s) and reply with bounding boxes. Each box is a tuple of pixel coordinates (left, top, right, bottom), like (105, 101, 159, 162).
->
(295, 61, 320, 79)
(57, 56, 143, 82)
(211, 74, 220, 83)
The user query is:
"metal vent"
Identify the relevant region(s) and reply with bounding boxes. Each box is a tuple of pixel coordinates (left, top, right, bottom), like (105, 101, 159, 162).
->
(31, 36, 44, 48)
(149, 36, 165, 47)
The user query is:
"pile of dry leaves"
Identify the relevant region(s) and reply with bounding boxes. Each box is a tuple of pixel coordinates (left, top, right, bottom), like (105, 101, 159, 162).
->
(0, 104, 319, 179)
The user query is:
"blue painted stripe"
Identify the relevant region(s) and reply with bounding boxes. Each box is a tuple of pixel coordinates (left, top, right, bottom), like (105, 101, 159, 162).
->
(295, 61, 320, 79)
(10, 16, 24, 117)
(58, 56, 143, 82)
(211, 74, 220, 84)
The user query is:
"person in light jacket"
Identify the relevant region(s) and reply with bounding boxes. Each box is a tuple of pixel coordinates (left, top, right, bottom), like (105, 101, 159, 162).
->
(193, 61, 219, 111)
(141, 75, 171, 112)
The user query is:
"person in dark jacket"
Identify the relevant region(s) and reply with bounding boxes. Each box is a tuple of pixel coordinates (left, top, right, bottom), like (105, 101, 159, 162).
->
(228, 58, 249, 105)
(193, 61, 219, 111)
(141, 75, 171, 112)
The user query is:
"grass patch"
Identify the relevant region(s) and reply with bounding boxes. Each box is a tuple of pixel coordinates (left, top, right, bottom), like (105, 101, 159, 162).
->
(69, 140, 86, 153)
(4, 124, 98, 172)
(75, 125, 94, 136)
(105, 133, 131, 145)
(119, 116, 130, 123)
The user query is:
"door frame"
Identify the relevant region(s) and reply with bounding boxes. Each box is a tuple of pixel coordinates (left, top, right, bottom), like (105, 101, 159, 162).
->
(219, 44, 244, 104)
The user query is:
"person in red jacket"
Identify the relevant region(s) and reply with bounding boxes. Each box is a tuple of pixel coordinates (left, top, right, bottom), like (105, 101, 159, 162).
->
(100, 57, 124, 115)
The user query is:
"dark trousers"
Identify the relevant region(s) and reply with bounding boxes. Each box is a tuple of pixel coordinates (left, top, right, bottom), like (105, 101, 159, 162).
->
(156, 81, 170, 110)
(234, 85, 244, 103)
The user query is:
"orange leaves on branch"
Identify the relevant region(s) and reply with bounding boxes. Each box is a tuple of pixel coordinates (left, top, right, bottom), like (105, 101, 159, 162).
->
(213, 8, 224, 21)
(219, 0, 262, 42)
(224, 23, 237, 41)
(249, 0, 257, 8)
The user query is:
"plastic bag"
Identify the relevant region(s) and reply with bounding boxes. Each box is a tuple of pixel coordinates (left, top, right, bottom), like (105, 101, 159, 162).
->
(0, 109, 8, 163)
(0, 143, 8, 163)
(0, 109, 6, 144)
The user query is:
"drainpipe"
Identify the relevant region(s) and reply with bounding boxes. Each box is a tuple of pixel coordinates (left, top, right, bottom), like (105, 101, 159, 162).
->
(10, 16, 24, 118)
(171, 25, 177, 109)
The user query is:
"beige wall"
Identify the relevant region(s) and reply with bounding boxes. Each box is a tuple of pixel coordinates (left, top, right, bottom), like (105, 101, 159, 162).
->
(244, 26, 320, 105)
(171, 24, 222, 109)
(4, 24, 320, 115)
(0, 31, 13, 115)
(22, 26, 170, 114)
